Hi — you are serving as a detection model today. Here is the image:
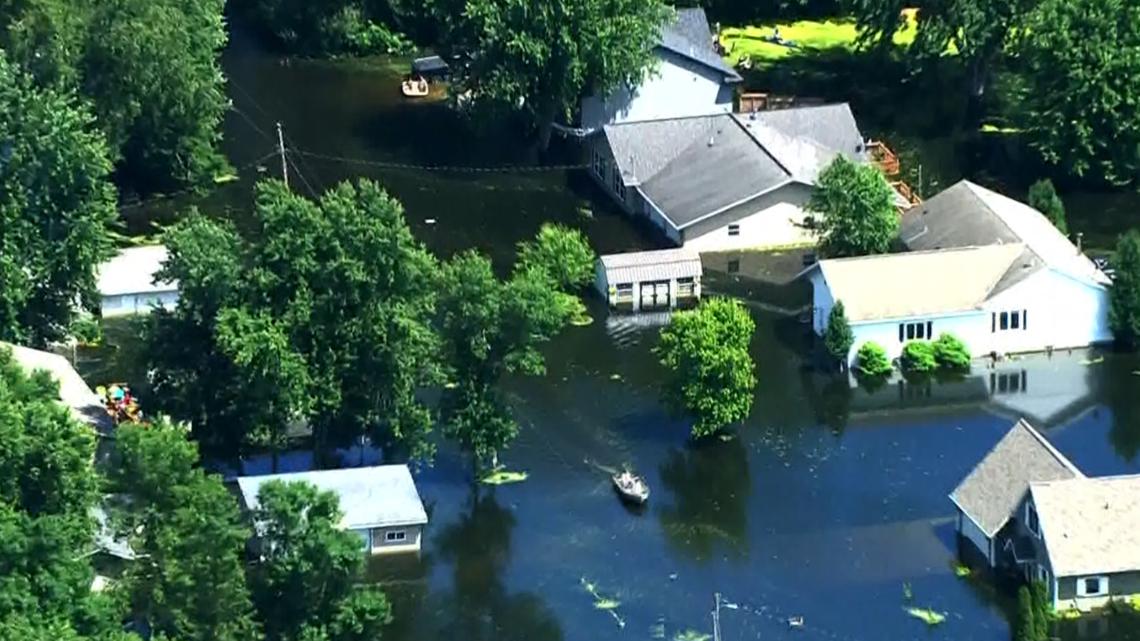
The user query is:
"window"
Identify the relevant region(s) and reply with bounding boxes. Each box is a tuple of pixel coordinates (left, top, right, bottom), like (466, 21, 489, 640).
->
(591, 147, 604, 178)
(1078, 576, 1108, 597)
(611, 164, 625, 200)
(1000, 312, 1009, 330)
(1011, 312, 1020, 329)
(1026, 502, 1040, 536)
(994, 309, 1028, 332)
(727, 259, 740, 274)
(727, 224, 740, 237)
(899, 321, 932, 342)
(385, 530, 407, 543)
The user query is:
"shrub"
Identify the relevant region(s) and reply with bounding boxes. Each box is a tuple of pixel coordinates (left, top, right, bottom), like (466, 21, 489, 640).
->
(900, 340, 935, 372)
(855, 341, 891, 377)
(932, 333, 971, 370)
(823, 301, 854, 365)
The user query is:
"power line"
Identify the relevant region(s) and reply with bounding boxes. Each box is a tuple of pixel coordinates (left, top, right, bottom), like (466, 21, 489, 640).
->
(293, 148, 588, 173)
(117, 151, 278, 212)
(285, 150, 320, 200)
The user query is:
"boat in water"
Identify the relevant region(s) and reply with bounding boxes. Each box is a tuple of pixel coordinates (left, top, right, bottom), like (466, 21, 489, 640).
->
(401, 76, 430, 98)
(612, 471, 649, 504)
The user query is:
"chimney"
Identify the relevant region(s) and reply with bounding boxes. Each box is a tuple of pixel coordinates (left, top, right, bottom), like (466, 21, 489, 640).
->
(1077, 232, 1084, 254)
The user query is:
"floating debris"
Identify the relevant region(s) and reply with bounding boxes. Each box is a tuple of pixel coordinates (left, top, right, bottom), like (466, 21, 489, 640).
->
(213, 173, 239, 184)
(480, 469, 528, 485)
(609, 373, 622, 381)
(787, 616, 804, 628)
(594, 598, 620, 610)
(902, 582, 913, 601)
(954, 564, 971, 578)
(1080, 356, 1105, 366)
(425, 218, 437, 225)
(906, 607, 947, 626)
(580, 577, 625, 629)
(649, 621, 666, 639)
(673, 630, 710, 641)
(570, 312, 593, 327)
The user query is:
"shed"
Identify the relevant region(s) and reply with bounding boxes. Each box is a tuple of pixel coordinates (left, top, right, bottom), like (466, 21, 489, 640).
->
(411, 55, 449, 79)
(236, 464, 428, 555)
(595, 247, 701, 312)
(97, 245, 178, 317)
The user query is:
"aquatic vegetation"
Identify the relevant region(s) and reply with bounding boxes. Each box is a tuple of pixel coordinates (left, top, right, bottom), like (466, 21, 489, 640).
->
(954, 564, 972, 578)
(902, 582, 913, 601)
(673, 630, 711, 641)
(906, 607, 947, 625)
(580, 577, 625, 627)
(594, 598, 620, 610)
(1080, 356, 1105, 365)
(480, 469, 529, 485)
(570, 312, 593, 327)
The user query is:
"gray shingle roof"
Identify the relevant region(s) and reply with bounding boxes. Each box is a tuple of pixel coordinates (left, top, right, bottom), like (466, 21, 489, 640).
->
(659, 8, 741, 83)
(599, 247, 701, 283)
(1031, 475, 1140, 577)
(237, 465, 428, 530)
(950, 419, 1082, 537)
(742, 104, 865, 164)
(900, 181, 1109, 295)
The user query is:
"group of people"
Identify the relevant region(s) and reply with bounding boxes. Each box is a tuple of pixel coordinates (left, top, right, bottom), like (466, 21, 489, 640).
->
(102, 383, 142, 424)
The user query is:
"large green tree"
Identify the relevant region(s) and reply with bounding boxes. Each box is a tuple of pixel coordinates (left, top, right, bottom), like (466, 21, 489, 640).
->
(250, 481, 391, 641)
(147, 179, 442, 460)
(808, 155, 898, 258)
(432, 0, 671, 148)
(515, 223, 596, 292)
(438, 251, 577, 469)
(0, 53, 116, 347)
(1015, 0, 1140, 185)
(238, 0, 412, 55)
(110, 421, 261, 641)
(1110, 230, 1140, 348)
(655, 297, 756, 438)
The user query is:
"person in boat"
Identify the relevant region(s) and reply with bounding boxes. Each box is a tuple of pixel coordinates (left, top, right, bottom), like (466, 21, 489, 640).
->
(417, 76, 428, 92)
(618, 470, 634, 486)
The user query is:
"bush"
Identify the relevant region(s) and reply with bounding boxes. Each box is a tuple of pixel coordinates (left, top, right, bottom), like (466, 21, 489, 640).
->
(855, 341, 891, 377)
(900, 340, 936, 372)
(932, 333, 971, 370)
(823, 301, 854, 365)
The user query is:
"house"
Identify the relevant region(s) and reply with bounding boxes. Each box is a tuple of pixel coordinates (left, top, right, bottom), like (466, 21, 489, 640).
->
(589, 104, 868, 252)
(579, 8, 741, 132)
(595, 247, 701, 311)
(97, 245, 178, 317)
(236, 465, 428, 555)
(2, 342, 113, 439)
(807, 180, 1112, 366)
(949, 419, 1082, 569)
(951, 419, 1140, 613)
(88, 504, 136, 593)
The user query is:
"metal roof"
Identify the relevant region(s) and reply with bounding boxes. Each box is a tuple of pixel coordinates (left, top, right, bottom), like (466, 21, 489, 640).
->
(599, 247, 701, 284)
(237, 464, 428, 530)
(949, 419, 1082, 538)
(659, 8, 741, 83)
(97, 245, 177, 297)
(1031, 475, 1140, 576)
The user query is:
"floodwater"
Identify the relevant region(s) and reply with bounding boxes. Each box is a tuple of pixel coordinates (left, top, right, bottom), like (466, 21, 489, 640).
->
(92, 28, 1140, 641)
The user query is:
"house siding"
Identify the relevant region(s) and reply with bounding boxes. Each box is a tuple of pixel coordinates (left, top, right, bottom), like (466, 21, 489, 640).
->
(680, 183, 814, 252)
(362, 524, 424, 555)
(810, 270, 834, 336)
(101, 290, 179, 317)
(843, 311, 987, 367)
(1056, 572, 1140, 611)
(982, 269, 1111, 355)
(956, 508, 994, 566)
(580, 50, 732, 131)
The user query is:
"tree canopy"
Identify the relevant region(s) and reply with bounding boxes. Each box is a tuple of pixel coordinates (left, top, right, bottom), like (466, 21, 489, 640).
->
(1110, 230, 1140, 348)
(1014, 0, 1140, 186)
(147, 179, 443, 460)
(0, 53, 116, 347)
(1027, 179, 1068, 235)
(432, 0, 671, 148)
(515, 223, 596, 292)
(655, 297, 756, 438)
(808, 155, 898, 258)
(238, 0, 413, 55)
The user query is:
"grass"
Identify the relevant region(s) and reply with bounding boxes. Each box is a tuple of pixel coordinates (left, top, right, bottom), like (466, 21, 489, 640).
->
(719, 11, 922, 66)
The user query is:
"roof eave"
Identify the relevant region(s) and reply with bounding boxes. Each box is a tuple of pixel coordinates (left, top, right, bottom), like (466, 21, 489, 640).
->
(947, 492, 1004, 539)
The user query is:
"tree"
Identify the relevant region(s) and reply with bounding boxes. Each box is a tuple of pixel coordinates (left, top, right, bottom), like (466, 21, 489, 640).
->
(932, 332, 971, 370)
(855, 341, 891, 377)
(1109, 230, 1140, 349)
(432, 0, 671, 149)
(808, 155, 899, 258)
(1016, 0, 1140, 185)
(249, 481, 391, 641)
(655, 297, 756, 438)
(110, 421, 261, 641)
(147, 179, 443, 460)
(1027, 179, 1068, 236)
(0, 53, 116, 347)
(1031, 581, 1050, 641)
(239, 0, 413, 55)
(823, 301, 854, 366)
(515, 223, 596, 292)
(438, 251, 576, 468)
(1015, 585, 1036, 641)
(900, 340, 935, 372)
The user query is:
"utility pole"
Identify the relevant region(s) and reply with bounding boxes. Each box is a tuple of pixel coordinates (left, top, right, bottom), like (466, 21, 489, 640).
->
(712, 593, 721, 641)
(276, 121, 289, 189)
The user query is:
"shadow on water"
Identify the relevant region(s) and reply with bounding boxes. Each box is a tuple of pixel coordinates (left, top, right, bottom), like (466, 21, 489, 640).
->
(658, 437, 750, 563)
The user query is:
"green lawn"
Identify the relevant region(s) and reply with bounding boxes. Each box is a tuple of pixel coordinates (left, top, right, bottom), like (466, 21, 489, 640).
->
(719, 11, 924, 66)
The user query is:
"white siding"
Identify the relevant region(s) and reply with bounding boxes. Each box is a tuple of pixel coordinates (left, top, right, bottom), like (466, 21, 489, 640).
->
(681, 200, 814, 252)
(957, 508, 994, 566)
(982, 269, 1111, 354)
(101, 290, 179, 317)
(810, 271, 833, 336)
(580, 51, 732, 130)
(846, 312, 987, 367)
(368, 524, 423, 555)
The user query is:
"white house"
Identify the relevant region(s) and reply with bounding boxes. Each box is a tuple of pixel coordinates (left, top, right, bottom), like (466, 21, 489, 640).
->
(589, 104, 869, 252)
(236, 465, 428, 556)
(807, 180, 1112, 367)
(97, 245, 179, 317)
(579, 8, 741, 132)
(595, 247, 701, 311)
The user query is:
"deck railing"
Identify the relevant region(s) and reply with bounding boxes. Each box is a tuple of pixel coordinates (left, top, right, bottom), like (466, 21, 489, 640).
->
(890, 180, 922, 208)
(867, 140, 900, 176)
(738, 92, 823, 113)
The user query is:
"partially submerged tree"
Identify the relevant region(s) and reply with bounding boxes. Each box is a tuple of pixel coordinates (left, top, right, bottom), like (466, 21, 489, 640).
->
(932, 333, 971, 370)
(823, 301, 855, 367)
(1016, 0, 1140, 185)
(900, 340, 935, 373)
(655, 297, 757, 438)
(1110, 230, 1140, 349)
(855, 341, 891, 377)
(432, 0, 672, 149)
(515, 223, 597, 292)
(808, 155, 899, 258)
(1027, 179, 1068, 236)
(0, 54, 116, 347)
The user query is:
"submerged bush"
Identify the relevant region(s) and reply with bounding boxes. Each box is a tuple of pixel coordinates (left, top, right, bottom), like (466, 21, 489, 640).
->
(900, 340, 936, 372)
(933, 333, 971, 370)
(856, 341, 891, 377)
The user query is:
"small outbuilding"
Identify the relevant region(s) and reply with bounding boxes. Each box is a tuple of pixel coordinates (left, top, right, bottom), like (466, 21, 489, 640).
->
(236, 465, 428, 556)
(411, 55, 449, 80)
(97, 245, 179, 317)
(595, 247, 701, 312)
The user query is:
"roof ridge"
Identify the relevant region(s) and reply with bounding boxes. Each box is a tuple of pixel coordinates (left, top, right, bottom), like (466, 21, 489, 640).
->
(819, 243, 1019, 265)
(729, 115, 796, 178)
(1016, 418, 1084, 477)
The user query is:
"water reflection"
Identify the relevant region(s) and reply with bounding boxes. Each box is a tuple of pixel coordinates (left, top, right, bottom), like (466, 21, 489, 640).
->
(1098, 356, 1140, 463)
(435, 491, 563, 641)
(658, 437, 750, 562)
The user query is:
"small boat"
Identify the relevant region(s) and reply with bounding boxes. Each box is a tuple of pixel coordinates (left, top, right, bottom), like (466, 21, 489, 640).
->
(787, 616, 804, 629)
(401, 76, 430, 98)
(612, 471, 649, 504)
